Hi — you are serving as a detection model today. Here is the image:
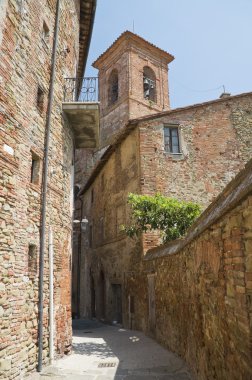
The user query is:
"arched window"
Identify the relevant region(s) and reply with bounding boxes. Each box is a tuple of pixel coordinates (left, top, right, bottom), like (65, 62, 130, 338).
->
(143, 66, 156, 102)
(108, 69, 118, 105)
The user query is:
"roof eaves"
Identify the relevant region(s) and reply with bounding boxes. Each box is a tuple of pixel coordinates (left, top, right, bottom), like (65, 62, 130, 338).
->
(92, 30, 174, 68)
(129, 91, 252, 124)
(77, 0, 97, 80)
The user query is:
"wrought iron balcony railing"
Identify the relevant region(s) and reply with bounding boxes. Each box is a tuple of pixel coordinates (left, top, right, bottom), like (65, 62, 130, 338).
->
(63, 77, 98, 102)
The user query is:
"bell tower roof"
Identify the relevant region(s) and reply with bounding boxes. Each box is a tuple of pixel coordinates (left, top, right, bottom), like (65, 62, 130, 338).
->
(92, 30, 174, 69)
(93, 31, 174, 147)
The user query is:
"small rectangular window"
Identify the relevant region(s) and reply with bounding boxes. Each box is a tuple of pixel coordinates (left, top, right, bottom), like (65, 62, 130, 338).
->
(91, 188, 94, 203)
(31, 152, 40, 184)
(42, 21, 49, 43)
(37, 86, 44, 112)
(28, 244, 37, 276)
(164, 126, 180, 154)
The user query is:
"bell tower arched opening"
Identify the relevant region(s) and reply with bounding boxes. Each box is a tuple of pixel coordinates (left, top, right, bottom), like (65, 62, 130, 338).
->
(143, 66, 156, 103)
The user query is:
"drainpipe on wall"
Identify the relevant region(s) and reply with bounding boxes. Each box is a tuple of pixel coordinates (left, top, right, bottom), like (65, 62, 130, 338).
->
(38, 0, 60, 372)
(49, 228, 54, 364)
(77, 196, 83, 318)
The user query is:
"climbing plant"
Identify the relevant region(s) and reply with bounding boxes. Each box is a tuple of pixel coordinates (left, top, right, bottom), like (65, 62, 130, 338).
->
(122, 193, 201, 243)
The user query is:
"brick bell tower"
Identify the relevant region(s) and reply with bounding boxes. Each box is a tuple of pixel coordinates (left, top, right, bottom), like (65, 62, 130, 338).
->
(93, 31, 174, 147)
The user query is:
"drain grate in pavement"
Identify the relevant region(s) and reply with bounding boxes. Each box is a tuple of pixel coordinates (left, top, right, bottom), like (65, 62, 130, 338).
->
(98, 362, 117, 368)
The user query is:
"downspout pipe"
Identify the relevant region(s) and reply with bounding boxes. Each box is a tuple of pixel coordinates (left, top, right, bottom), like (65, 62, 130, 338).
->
(38, 0, 60, 372)
(77, 196, 83, 318)
(49, 228, 54, 364)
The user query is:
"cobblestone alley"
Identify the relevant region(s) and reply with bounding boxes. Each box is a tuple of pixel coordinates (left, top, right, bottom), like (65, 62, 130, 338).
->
(26, 319, 194, 380)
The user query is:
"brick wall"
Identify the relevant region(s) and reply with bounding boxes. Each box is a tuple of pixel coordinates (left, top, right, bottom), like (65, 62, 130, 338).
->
(78, 92, 252, 331)
(94, 32, 172, 147)
(139, 93, 252, 252)
(0, 1, 81, 378)
(79, 128, 142, 324)
(126, 159, 252, 380)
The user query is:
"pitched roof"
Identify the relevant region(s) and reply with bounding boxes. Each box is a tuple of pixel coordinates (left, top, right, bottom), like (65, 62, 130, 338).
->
(129, 91, 252, 124)
(77, 0, 97, 79)
(92, 30, 174, 68)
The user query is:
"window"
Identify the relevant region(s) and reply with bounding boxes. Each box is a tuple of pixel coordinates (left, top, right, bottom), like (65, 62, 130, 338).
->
(42, 21, 49, 43)
(91, 188, 94, 203)
(31, 152, 40, 184)
(28, 244, 37, 276)
(108, 69, 118, 105)
(164, 126, 181, 154)
(143, 66, 156, 102)
(37, 86, 44, 112)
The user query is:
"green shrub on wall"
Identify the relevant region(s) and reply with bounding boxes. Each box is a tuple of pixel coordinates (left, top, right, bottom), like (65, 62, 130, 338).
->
(123, 193, 201, 243)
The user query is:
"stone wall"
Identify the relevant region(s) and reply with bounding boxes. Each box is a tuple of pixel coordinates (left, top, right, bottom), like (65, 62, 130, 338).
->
(78, 92, 252, 331)
(0, 1, 81, 378)
(79, 128, 142, 325)
(138, 93, 252, 252)
(126, 159, 252, 380)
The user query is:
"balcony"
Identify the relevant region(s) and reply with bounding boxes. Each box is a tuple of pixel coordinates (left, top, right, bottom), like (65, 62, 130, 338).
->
(62, 77, 99, 149)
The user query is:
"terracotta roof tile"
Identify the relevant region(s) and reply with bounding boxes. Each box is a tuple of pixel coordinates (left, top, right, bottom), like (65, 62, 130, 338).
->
(92, 30, 174, 68)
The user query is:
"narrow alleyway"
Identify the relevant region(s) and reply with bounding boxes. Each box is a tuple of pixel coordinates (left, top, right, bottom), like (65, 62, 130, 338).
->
(27, 319, 194, 380)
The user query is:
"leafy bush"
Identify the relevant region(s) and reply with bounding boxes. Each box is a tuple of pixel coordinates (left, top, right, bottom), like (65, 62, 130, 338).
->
(122, 193, 201, 243)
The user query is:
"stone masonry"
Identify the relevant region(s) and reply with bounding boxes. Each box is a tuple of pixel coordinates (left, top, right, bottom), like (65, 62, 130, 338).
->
(126, 158, 252, 380)
(0, 1, 95, 379)
(75, 32, 252, 379)
(137, 92, 252, 252)
(78, 83, 252, 324)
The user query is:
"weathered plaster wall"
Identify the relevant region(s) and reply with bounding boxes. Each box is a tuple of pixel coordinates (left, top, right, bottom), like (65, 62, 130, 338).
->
(126, 159, 252, 380)
(0, 1, 80, 378)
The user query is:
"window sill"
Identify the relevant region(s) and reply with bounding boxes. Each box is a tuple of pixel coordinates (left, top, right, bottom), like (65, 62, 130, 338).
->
(164, 152, 185, 160)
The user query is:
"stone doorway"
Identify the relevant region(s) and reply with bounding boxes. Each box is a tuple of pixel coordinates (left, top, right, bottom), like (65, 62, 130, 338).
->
(111, 284, 122, 324)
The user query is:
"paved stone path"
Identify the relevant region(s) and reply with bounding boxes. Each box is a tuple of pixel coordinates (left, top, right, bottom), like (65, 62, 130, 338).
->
(27, 319, 194, 380)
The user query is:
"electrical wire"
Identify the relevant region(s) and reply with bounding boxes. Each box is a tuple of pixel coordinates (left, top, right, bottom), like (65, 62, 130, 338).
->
(172, 80, 226, 94)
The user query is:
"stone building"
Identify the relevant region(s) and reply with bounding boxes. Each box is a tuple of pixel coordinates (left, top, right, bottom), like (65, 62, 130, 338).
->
(0, 1, 97, 379)
(75, 32, 252, 332)
(127, 159, 252, 379)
